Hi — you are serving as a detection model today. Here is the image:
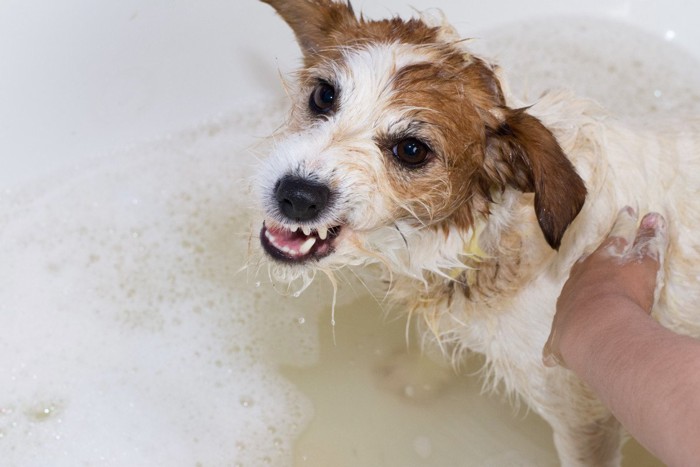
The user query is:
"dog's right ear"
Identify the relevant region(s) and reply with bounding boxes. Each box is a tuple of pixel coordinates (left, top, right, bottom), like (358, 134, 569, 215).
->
(260, 0, 358, 59)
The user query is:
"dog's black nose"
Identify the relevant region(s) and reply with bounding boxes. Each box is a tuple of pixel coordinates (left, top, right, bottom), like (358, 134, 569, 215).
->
(275, 176, 330, 222)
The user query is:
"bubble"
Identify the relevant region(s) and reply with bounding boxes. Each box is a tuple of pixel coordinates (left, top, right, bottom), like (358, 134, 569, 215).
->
(25, 402, 62, 423)
(413, 435, 433, 459)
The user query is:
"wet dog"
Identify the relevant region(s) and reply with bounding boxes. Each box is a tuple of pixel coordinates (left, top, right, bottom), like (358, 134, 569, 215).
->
(254, 1, 700, 464)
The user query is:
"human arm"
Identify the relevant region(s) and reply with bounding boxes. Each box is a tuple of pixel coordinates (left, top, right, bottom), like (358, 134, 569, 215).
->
(543, 208, 700, 466)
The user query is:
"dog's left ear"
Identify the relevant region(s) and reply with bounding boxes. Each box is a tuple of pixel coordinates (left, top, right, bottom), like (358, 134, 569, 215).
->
(260, 0, 358, 59)
(484, 108, 587, 250)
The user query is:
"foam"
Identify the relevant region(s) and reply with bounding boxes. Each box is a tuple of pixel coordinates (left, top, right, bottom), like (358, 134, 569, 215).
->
(0, 100, 329, 465)
(471, 17, 700, 118)
(1, 16, 697, 467)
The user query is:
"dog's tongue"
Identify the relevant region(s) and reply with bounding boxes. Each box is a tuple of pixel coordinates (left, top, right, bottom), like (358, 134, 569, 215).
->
(264, 224, 317, 257)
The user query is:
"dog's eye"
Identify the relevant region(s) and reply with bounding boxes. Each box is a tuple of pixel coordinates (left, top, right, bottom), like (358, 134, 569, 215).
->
(309, 82, 336, 114)
(392, 138, 430, 166)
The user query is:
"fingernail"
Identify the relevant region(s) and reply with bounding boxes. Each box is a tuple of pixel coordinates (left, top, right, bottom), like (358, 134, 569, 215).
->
(641, 212, 665, 230)
(542, 353, 557, 368)
(542, 351, 565, 368)
(542, 340, 564, 368)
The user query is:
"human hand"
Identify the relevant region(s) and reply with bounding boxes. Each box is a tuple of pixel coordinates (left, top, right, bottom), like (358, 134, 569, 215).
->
(543, 207, 668, 368)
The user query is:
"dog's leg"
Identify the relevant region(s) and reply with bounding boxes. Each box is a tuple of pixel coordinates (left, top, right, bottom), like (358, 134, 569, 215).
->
(539, 375, 625, 467)
(549, 412, 624, 467)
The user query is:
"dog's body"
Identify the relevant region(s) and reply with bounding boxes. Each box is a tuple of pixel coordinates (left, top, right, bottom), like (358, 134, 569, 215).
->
(254, 1, 700, 464)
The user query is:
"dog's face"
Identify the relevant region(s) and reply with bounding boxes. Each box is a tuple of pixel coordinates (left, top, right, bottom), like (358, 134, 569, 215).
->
(256, 0, 586, 278)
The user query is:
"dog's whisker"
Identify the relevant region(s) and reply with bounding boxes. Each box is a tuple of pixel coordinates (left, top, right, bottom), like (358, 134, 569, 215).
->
(318, 268, 340, 346)
(404, 304, 415, 351)
(393, 222, 410, 251)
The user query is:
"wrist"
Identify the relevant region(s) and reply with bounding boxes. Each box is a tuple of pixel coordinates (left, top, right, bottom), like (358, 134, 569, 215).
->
(557, 295, 647, 370)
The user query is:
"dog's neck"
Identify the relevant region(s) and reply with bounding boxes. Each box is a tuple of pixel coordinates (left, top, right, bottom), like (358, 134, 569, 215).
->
(381, 189, 556, 316)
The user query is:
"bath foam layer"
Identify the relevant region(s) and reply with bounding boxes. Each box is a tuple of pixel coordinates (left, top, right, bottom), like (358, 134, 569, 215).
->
(471, 17, 700, 119)
(0, 99, 330, 466)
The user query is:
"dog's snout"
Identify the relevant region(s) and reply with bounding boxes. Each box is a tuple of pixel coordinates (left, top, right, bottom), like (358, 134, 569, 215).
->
(275, 176, 330, 222)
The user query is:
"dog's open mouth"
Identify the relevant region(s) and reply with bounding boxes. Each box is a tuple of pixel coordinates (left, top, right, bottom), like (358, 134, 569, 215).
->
(260, 222, 342, 263)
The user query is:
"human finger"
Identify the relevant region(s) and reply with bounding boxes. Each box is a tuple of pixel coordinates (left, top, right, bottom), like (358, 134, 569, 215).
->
(542, 334, 565, 368)
(631, 212, 668, 264)
(603, 206, 639, 256)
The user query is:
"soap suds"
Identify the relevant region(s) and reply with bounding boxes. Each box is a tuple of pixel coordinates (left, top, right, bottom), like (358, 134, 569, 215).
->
(0, 100, 326, 466)
(470, 18, 700, 118)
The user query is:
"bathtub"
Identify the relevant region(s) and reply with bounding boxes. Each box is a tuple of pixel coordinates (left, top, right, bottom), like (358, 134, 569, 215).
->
(0, 1, 697, 466)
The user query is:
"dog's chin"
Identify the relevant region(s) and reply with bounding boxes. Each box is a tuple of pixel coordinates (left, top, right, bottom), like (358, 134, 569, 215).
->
(260, 221, 343, 265)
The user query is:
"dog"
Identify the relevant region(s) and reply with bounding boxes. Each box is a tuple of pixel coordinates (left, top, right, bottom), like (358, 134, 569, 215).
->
(254, 1, 700, 465)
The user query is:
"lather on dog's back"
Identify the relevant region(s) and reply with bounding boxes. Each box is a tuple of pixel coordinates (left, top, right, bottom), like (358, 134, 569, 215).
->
(253, 1, 700, 464)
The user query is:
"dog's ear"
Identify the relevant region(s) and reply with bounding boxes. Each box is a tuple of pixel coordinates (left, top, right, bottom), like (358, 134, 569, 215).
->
(484, 108, 587, 250)
(260, 0, 357, 58)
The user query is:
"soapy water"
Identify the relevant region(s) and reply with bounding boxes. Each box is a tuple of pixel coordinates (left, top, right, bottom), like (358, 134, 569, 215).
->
(2, 17, 696, 466)
(0, 104, 325, 466)
(471, 17, 700, 118)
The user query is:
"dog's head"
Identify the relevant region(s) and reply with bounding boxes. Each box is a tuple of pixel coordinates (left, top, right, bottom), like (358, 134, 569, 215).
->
(256, 0, 586, 279)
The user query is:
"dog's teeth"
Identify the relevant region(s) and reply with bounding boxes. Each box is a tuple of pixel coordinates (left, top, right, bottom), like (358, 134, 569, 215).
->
(299, 237, 317, 255)
(292, 225, 300, 233)
(302, 226, 312, 236)
(318, 226, 328, 240)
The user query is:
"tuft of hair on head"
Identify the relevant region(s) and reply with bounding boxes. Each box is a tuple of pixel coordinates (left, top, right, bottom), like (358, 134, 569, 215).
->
(482, 108, 587, 250)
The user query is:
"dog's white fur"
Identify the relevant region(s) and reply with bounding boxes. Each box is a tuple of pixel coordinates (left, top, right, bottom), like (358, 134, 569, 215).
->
(255, 2, 700, 465)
